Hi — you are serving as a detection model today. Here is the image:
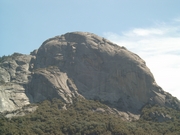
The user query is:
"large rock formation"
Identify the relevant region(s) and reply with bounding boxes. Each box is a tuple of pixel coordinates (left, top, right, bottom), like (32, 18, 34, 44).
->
(0, 53, 32, 112)
(0, 32, 180, 117)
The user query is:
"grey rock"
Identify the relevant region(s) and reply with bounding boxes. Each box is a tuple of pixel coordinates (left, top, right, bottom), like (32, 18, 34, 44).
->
(94, 108, 106, 113)
(28, 66, 81, 103)
(149, 111, 172, 122)
(0, 67, 10, 83)
(1, 32, 180, 119)
(30, 49, 38, 56)
(29, 32, 180, 114)
(0, 53, 32, 112)
(4, 105, 38, 118)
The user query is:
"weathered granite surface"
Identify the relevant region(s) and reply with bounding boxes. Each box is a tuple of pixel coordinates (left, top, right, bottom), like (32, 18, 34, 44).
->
(0, 53, 32, 112)
(0, 32, 180, 119)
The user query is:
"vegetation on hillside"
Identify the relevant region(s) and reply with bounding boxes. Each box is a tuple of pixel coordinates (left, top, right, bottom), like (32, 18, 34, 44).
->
(0, 98, 180, 135)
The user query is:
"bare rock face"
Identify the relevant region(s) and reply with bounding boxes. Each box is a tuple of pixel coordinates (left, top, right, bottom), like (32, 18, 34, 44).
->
(28, 66, 80, 103)
(28, 32, 180, 113)
(0, 32, 180, 117)
(0, 53, 32, 112)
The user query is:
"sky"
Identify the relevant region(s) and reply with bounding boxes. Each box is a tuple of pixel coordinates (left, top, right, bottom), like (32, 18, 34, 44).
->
(0, 0, 180, 99)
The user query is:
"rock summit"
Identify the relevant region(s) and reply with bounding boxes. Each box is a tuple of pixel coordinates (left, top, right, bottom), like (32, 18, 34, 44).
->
(0, 32, 180, 118)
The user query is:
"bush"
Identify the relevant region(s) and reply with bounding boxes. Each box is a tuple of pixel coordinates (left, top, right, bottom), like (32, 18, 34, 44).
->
(0, 98, 180, 134)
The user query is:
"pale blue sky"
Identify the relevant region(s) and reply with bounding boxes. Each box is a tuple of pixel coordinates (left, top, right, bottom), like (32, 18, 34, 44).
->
(1, 0, 180, 99)
(1, 0, 180, 56)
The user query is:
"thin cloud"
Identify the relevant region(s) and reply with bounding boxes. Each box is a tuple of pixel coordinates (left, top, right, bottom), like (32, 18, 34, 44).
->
(173, 17, 180, 22)
(123, 28, 164, 37)
(103, 19, 180, 100)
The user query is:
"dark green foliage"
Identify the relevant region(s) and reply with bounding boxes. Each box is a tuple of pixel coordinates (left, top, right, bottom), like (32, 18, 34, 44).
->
(0, 98, 180, 135)
(141, 104, 180, 122)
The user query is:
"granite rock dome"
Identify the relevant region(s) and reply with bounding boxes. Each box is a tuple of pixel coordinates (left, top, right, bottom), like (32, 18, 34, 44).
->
(28, 32, 180, 113)
(0, 32, 180, 117)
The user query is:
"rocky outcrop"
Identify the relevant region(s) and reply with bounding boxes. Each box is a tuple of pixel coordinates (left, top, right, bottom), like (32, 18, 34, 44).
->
(0, 53, 32, 112)
(28, 66, 80, 103)
(0, 32, 180, 119)
(28, 32, 180, 113)
(3, 105, 38, 118)
(149, 111, 172, 122)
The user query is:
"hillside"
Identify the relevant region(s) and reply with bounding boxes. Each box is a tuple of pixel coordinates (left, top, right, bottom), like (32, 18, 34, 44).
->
(1, 98, 180, 135)
(0, 32, 180, 134)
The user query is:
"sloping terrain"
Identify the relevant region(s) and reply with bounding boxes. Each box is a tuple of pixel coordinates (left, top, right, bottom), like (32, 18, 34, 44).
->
(0, 32, 180, 122)
(1, 98, 180, 135)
